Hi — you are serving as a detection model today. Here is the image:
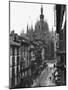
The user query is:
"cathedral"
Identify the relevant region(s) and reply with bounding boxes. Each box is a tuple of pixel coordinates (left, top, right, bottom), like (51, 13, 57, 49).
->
(26, 6, 50, 42)
(26, 5, 54, 60)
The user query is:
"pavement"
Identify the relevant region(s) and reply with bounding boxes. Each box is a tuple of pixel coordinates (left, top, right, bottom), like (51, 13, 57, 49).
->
(31, 63, 56, 87)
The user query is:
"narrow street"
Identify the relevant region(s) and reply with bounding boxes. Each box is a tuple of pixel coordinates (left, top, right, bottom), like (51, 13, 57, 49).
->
(31, 62, 56, 87)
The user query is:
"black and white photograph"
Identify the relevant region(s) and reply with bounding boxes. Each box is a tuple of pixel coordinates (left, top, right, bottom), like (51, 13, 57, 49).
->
(9, 1, 66, 89)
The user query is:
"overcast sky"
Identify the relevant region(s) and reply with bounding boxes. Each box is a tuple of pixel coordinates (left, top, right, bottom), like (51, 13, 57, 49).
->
(10, 2, 55, 35)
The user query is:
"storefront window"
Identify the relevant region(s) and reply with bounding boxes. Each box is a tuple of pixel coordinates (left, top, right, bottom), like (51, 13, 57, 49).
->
(18, 65, 20, 72)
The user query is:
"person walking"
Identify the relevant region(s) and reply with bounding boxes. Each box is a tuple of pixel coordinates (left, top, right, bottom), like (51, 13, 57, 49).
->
(49, 76, 51, 80)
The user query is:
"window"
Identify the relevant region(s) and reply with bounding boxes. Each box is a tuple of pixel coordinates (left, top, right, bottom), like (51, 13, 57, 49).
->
(10, 56, 12, 66)
(12, 67, 15, 77)
(15, 48, 17, 55)
(15, 66, 17, 76)
(17, 56, 19, 65)
(10, 47, 12, 56)
(12, 56, 15, 66)
(15, 77, 17, 85)
(12, 47, 15, 55)
(10, 67, 12, 78)
(17, 48, 19, 55)
(15, 56, 17, 65)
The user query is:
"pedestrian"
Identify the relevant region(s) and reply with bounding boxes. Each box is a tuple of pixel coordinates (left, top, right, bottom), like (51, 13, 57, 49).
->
(49, 77, 51, 80)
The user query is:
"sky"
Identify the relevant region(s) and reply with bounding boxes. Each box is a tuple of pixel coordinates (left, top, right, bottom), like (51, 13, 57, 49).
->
(10, 2, 55, 35)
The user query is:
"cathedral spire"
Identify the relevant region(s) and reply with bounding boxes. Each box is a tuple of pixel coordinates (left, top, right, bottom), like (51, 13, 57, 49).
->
(41, 5, 43, 15)
(40, 5, 44, 20)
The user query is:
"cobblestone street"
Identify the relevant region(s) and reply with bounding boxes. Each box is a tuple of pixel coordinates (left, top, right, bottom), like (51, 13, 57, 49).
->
(31, 63, 56, 87)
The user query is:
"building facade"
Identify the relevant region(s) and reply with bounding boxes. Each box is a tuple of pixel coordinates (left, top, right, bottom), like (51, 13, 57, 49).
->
(55, 4, 66, 85)
(10, 31, 41, 88)
(10, 31, 21, 88)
